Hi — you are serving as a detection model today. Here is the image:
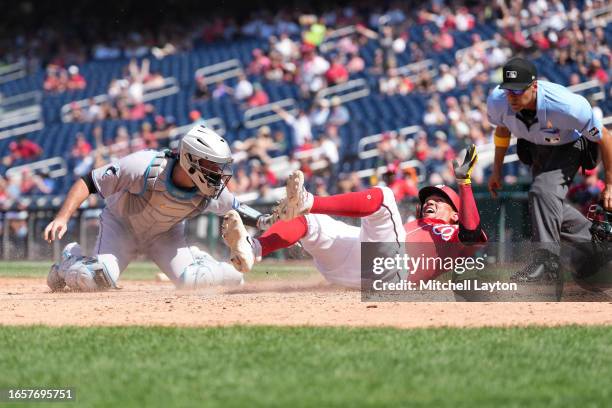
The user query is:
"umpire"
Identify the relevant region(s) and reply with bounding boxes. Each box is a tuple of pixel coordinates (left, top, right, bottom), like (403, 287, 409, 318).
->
(487, 57, 612, 280)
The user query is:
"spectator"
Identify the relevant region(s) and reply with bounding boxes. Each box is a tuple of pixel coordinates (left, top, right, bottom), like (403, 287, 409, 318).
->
(435, 64, 456, 93)
(273, 105, 312, 149)
(299, 46, 330, 95)
(346, 53, 365, 74)
(234, 73, 254, 101)
(212, 80, 232, 99)
(328, 97, 350, 127)
(247, 83, 269, 107)
(325, 54, 349, 85)
(319, 132, 339, 174)
(194, 75, 211, 100)
(3, 136, 43, 166)
(20, 168, 54, 196)
(71, 132, 93, 158)
(422, 101, 447, 126)
(382, 164, 418, 202)
(67, 65, 86, 90)
(234, 126, 276, 164)
(309, 98, 330, 127)
(248, 48, 271, 75)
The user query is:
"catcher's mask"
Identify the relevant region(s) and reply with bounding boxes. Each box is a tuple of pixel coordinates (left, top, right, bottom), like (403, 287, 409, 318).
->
(179, 124, 233, 198)
(587, 203, 612, 242)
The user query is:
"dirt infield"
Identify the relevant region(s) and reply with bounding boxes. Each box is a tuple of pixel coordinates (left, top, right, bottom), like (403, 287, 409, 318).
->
(2, 277, 612, 328)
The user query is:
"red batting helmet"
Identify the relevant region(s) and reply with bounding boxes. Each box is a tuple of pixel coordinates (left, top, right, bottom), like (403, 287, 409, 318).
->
(418, 184, 460, 213)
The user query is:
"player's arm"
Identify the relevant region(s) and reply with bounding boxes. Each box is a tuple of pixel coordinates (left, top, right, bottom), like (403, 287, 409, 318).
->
(453, 145, 487, 244)
(235, 202, 276, 231)
(571, 96, 612, 209)
(489, 125, 511, 198)
(210, 188, 275, 231)
(43, 178, 91, 242)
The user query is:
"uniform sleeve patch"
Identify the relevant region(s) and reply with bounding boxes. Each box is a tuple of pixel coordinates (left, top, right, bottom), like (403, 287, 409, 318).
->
(588, 127, 600, 139)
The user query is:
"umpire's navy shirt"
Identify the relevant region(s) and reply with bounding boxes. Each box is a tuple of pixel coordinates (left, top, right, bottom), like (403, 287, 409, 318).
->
(487, 80, 603, 145)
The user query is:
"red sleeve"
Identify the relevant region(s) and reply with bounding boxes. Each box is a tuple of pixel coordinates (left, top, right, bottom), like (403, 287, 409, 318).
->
(458, 183, 487, 243)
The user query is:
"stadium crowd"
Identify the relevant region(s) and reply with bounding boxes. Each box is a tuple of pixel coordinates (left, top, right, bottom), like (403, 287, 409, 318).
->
(0, 0, 610, 214)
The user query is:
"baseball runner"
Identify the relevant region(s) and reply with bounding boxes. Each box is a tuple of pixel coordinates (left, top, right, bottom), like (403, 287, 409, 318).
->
(222, 145, 487, 288)
(487, 57, 612, 281)
(44, 124, 273, 291)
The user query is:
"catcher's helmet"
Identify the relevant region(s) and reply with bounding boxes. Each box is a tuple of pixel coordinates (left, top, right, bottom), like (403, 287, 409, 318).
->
(179, 124, 233, 198)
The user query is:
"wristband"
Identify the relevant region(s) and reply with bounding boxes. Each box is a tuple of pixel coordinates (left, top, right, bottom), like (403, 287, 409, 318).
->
(494, 135, 510, 148)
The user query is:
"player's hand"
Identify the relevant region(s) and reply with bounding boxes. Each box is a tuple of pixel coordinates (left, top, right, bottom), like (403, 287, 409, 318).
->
(602, 184, 612, 211)
(43, 217, 68, 243)
(256, 213, 277, 231)
(488, 172, 502, 199)
(453, 144, 478, 184)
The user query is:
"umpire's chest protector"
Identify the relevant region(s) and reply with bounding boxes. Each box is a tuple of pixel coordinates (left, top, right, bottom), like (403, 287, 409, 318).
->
(110, 152, 210, 239)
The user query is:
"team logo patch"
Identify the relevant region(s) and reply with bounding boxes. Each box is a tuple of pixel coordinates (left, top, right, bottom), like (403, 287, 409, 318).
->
(432, 224, 457, 241)
(505, 70, 518, 79)
(104, 165, 119, 176)
(588, 127, 600, 138)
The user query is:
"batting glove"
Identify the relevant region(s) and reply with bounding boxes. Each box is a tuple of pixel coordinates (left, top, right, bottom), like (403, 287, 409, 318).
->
(453, 144, 478, 185)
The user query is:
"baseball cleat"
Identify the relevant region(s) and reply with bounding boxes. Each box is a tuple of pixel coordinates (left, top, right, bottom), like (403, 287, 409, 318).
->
(222, 210, 255, 273)
(47, 242, 83, 291)
(277, 170, 314, 221)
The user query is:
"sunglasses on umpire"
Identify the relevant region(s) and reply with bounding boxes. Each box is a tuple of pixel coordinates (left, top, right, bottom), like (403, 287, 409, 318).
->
(503, 81, 534, 96)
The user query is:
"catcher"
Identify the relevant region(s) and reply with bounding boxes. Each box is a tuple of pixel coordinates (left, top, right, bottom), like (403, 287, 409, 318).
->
(44, 124, 273, 291)
(222, 145, 487, 288)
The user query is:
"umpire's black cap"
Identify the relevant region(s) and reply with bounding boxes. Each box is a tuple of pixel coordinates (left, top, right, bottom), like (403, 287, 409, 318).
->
(500, 58, 537, 91)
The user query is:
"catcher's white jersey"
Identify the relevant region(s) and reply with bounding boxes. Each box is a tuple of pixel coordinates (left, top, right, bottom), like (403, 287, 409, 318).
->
(88, 149, 240, 283)
(92, 149, 238, 241)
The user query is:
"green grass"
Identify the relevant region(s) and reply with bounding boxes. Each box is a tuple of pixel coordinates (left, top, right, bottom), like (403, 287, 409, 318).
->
(0, 326, 611, 407)
(0, 261, 317, 281)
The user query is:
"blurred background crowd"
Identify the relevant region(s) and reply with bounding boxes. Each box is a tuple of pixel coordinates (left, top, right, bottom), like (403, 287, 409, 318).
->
(0, 0, 610, 219)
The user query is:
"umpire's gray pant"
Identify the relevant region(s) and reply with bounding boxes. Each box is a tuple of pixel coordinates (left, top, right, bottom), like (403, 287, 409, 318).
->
(526, 138, 592, 244)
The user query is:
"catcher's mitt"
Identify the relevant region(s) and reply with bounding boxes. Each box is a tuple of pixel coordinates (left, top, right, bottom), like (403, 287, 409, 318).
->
(587, 203, 612, 243)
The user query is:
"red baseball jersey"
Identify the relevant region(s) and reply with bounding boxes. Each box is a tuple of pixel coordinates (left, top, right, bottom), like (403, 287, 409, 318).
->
(403, 218, 487, 281)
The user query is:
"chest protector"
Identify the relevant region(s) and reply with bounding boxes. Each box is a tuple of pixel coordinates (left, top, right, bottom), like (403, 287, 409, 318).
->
(110, 151, 210, 239)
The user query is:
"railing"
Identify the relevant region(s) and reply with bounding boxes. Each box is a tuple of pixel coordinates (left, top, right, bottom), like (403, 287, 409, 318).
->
(455, 39, 498, 59)
(584, 4, 612, 29)
(0, 60, 26, 84)
(395, 59, 438, 82)
(319, 25, 358, 53)
(567, 80, 606, 101)
(357, 125, 422, 160)
(60, 77, 180, 122)
(316, 78, 370, 104)
(267, 146, 330, 176)
(0, 105, 44, 141)
(5, 156, 68, 179)
(194, 59, 244, 85)
(356, 159, 427, 183)
(0, 91, 42, 112)
(244, 98, 298, 128)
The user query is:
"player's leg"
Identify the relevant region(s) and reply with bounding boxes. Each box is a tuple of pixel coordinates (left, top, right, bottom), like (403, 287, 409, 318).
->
(51, 210, 137, 291)
(560, 201, 592, 243)
(147, 224, 244, 288)
(358, 186, 406, 244)
(279, 170, 386, 220)
(223, 210, 362, 286)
